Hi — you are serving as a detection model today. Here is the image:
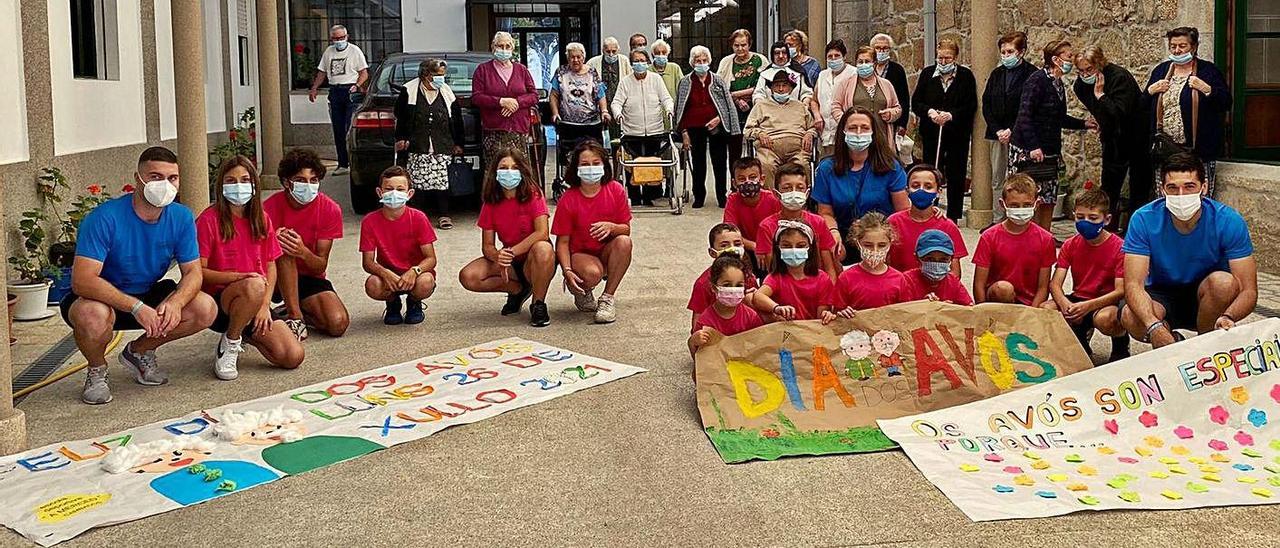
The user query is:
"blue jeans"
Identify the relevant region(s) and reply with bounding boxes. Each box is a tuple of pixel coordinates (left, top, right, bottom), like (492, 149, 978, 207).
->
(328, 86, 354, 167)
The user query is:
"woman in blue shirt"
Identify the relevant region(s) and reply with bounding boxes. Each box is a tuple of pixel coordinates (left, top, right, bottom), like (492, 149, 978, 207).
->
(814, 106, 908, 265)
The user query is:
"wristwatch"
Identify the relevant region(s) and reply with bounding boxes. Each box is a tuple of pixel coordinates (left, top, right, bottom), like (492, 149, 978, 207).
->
(410, 266, 423, 275)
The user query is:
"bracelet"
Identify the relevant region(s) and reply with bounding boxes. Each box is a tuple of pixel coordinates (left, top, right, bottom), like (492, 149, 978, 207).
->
(129, 300, 144, 316)
(1220, 312, 1235, 322)
(773, 304, 782, 315)
(1143, 320, 1166, 342)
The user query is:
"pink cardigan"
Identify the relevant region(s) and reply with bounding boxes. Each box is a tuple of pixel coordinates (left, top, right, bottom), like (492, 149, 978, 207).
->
(471, 60, 539, 134)
(830, 76, 902, 126)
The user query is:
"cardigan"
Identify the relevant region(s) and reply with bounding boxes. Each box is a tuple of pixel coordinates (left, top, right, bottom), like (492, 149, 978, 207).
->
(470, 60, 539, 134)
(1072, 63, 1147, 147)
(911, 65, 979, 145)
(394, 79, 464, 154)
(673, 73, 741, 135)
(981, 61, 1036, 140)
(1010, 69, 1086, 155)
(830, 74, 901, 126)
(877, 61, 912, 131)
(716, 53, 770, 90)
(611, 73, 675, 136)
(1144, 59, 1232, 161)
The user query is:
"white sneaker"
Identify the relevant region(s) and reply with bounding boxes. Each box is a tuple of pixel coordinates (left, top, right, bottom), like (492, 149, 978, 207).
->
(594, 294, 617, 324)
(214, 335, 244, 381)
(572, 286, 597, 312)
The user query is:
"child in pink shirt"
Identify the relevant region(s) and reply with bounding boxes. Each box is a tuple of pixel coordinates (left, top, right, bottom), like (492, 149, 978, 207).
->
(689, 254, 764, 357)
(723, 157, 782, 276)
(198, 156, 304, 381)
(552, 141, 633, 324)
(902, 229, 974, 305)
(459, 148, 555, 327)
(887, 164, 968, 275)
(359, 166, 439, 326)
(1044, 189, 1129, 362)
(755, 163, 839, 281)
(973, 174, 1056, 306)
(688, 223, 760, 330)
(752, 220, 835, 321)
(263, 148, 348, 340)
(825, 212, 906, 323)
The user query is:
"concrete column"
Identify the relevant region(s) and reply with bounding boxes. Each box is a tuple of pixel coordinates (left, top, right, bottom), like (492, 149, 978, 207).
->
(966, 0, 997, 229)
(808, 0, 827, 59)
(0, 180, 27, 455)
(172, 0, 209, 210)
(256, 0, 284, 188)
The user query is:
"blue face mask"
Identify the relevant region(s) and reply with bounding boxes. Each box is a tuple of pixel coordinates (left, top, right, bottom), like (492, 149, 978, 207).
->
(936, 62, 956, 75)
(844, 131, 872, 151)
(333, 40, 348, 52)
(578, 165, 605, 184)
(289, 181, 320, 205)
(496, 169, 523, 190)
(780, 248, 809, 267)
(653, 55, 668, 67)
(631, 62, 649, 74)
(876, 50, 891, 63)
(921, 260, 951, 281)
(1059, 60, 1074, 74)
(379, 189, 409, 209)
(493, 50, 513, 62)
(1075, 219, 1106, 240)
(222, 182, 254, 206)
(604, 53, 619, 64)
(1000, 55, 1021, 69)
(856, 63, 875, 78)
(1169, 52, 1194, 65)
(772, 92, 791, 104)
(693, 63, 710, 75)
(828, 58, 845, 72)
(908, 188, 937, 209)
(788, 47, 798, 59)
(1079, 74, 1097, 85)
(431, 75, 446, 88)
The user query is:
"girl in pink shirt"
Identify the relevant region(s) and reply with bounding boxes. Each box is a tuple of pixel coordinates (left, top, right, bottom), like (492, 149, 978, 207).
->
(551, 141, 633, 324)
(689, 254, 763, 357)
(198, 156, 304, 381)
(825, 212, 906, 324)
(459, 148, 555, 327)
(752, 221, 835, 321)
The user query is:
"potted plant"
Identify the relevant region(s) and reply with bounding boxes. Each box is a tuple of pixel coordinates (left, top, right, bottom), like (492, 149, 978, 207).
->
(7, 207, 55, 320)
(35, 167, 120, 304)
(7, 292, 16, 345)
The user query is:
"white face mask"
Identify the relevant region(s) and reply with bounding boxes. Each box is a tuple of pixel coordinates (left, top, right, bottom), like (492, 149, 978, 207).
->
(860, 246, 888, 268)
(141, 176, 177, 208)
(222, 182, 255, 206)
(1165, 193, 1203, 221)
(780, 191, 808, 211)
(1005, 206, 1035, 225)
(289, 181, 320, 205)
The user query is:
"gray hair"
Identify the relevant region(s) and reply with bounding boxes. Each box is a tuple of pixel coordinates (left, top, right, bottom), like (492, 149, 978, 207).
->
(566, 42, 586, 56)
(492, 31, 515, 48)
(329, 25, 347, 36)
(689, 45, 712, 62)
(629, 48, 651, 62)
(651, 39, 671, 55)
(603, 36, 620, 49)
(420, 58, 446, 78)
(870, 33, 894, 47)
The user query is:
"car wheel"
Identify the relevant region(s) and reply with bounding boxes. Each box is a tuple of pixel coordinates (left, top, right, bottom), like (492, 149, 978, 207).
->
(350, 179, 381, 215)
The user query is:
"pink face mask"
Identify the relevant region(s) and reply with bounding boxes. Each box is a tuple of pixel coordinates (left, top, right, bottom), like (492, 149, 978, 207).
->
(715, 286, 745, 307)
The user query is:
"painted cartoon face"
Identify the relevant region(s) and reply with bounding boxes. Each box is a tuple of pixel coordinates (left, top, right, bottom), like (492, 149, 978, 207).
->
(871, 330, 901, 356)
(840, 331, 873, 360)
(232, 422, 308, 446)
(130, 449, 214, 474)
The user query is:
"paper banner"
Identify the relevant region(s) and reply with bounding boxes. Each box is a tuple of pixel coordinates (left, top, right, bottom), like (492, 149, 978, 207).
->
(879, 318, 1280, 521)
(0, 338, 644, 546)
(694, 301, 1092, 463)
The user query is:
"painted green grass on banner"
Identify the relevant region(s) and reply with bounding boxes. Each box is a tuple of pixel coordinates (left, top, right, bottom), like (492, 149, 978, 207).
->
(706, 401, 896, 462)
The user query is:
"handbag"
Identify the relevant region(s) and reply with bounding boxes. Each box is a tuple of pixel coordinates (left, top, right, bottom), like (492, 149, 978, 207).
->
(447, 156, 476, 196)
(1150, 61, 1199, 166)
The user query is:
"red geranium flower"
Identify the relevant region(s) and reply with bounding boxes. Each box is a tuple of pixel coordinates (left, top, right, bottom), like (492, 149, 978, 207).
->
(249, 130, 256, 140)
(294, 43, 304, 54)
(87, 184, 102, 195)
(229, 130, 238, 140)
(761, 428, 780, 438)
(122, 184, 135, 193)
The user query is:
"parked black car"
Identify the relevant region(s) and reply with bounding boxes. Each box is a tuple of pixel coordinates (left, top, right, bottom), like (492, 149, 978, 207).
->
(347, 52, 549, 214)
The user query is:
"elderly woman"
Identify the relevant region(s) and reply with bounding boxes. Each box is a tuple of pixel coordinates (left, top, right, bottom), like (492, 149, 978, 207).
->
(718, 29, 768, 160)
(981, 31, 1035, 222)
(612, 48, 675, 206)
(1073, 46, 1151, 229)
(831, 46, 902, 130)
(650, 39, 684, 103)
(784, 29, 822, 87)
(550, 42, 609, 163)
(912, 39, 978, 221)
(812, 39, 854, 158)
(870, 33, 911, 135)
(675, 45, 740, 208)
(394, 59, 464, 230)
(744, 70, 816, 188)
(588, 37, 631, 142)
(472, 31, 539, 163)
(753, 41, 813, 104)
(814, 107, 909, 265)
(1145, 26, 1230, 198)
(1011, 40, 1094, 229)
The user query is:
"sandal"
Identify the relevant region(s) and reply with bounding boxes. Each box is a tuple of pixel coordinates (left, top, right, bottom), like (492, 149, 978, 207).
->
(438, 217, 454, 230)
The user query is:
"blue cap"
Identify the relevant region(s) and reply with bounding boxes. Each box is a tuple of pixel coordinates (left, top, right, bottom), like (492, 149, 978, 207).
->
(915, 229, 955, 258)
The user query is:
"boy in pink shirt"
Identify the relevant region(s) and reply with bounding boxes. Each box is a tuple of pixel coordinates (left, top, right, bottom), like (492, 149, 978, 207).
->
(902, 229, 974, 305)
(199, 156, 305, 381)
(1044, 189, 1129, 362)
(973, 174, 1056, 306)
(359, 166, 439, 326)
(723, 158, 782, 276)
(887, 164, 968, 274)
(755, 163, 839, 280)
(264, 148, 349, 340)
(688, 223, 760, 330)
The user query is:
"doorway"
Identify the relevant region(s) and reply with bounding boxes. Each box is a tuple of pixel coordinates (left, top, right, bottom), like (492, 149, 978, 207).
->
(468, 1, 601, 89)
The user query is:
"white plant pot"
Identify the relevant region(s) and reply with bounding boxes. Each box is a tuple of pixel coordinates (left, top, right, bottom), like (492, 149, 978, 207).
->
(8, 281, 54, 321)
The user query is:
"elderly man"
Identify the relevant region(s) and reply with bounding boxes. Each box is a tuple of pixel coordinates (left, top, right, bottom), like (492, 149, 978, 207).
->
(870, 33, 911, 136)
(1120, 152, 1257, 349)
(61, 147, 217, 404)
(307, 24, 369, 175)
(629, 33, 648, 52)
(588, 37, 631, 142)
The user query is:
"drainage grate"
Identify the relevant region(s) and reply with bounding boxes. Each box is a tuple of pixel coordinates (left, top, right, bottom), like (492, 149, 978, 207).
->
(12, 333, 79, 406)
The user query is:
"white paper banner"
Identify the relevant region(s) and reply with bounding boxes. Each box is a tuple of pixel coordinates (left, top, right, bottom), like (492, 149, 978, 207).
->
(879, 318, 1280, 521)
(0, 338, 644, 546)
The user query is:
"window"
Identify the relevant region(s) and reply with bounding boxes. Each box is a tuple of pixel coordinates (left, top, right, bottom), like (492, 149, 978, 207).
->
(70, 0, 119, 80)
(288, 0, 402, 90)
(1221, 0, 1280, 161)
(238, 36, 251, 85)
(657, 0, 755, 68)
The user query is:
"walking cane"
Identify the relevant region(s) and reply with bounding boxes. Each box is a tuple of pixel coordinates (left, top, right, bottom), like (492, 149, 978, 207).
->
(935, 123, 944, 166)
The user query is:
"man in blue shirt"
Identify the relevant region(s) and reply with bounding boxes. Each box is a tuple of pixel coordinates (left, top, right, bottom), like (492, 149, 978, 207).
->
(1120, 152, 1257, 349)
(60, 147, 217, 404)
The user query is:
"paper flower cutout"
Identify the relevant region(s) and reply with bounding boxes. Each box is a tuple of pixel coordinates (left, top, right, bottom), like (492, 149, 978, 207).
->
(1139, 411, 1158, 428)
(1231, 386, 1250, 405)
(1249, 409, 1268, 428)
(1174, 425, 1195, 439)
(1209, 405, 1230, 425)
(1104, 419, 1119, 435)
(1208, 439, 1229, 451)
(1235, 431, 1256, 446)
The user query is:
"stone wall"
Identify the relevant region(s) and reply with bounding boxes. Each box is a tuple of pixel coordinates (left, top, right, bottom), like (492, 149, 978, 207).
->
(1217, 162, 1280, 273)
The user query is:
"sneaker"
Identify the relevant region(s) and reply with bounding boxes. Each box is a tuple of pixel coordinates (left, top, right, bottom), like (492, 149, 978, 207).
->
(214, 335, 244, 381)
(594, 294, 617, 324)
(502, 283, 533, 316)
(81, 366, 112, 405)
(404, 300, 426, 324)
(333, 166, 349, 175)
(384, 296, 404, 325)
(530, 300, 551, 327)
(119, 342, 169, 386)
(1108, 336, 1132, 363)
(270, 302, 288, 320)
(572, 286, 597, 312)
(284, 318, 308, 341)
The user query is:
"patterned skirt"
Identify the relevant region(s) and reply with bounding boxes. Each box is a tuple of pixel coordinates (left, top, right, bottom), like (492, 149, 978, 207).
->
(482, 130, 530, 165)
(406, 153, 450, 191)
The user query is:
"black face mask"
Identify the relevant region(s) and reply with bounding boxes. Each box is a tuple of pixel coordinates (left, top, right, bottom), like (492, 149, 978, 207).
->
(737, 181, 762, 198)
